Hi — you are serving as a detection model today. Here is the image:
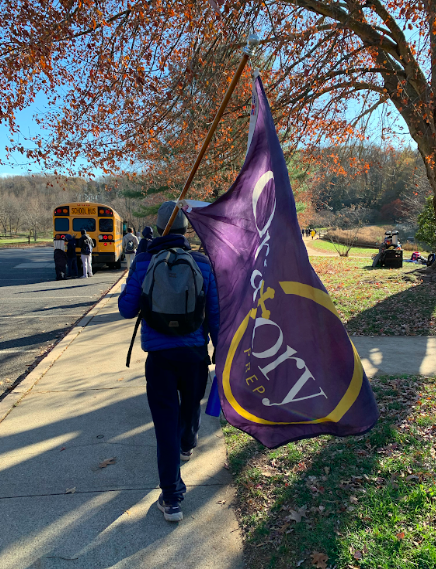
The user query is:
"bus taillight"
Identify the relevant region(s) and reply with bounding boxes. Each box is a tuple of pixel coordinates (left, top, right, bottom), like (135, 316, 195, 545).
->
(54, 206, 69, 216)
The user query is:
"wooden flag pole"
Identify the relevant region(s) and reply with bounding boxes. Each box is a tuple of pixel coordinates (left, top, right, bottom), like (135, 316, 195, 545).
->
(162, 34, 259, 236)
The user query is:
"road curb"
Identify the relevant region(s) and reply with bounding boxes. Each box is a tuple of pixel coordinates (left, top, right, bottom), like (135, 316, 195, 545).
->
(0, 272, 127, 423)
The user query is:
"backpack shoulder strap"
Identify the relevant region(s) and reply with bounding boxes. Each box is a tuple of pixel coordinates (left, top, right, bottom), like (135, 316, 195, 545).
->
(126, 312, 142, 368)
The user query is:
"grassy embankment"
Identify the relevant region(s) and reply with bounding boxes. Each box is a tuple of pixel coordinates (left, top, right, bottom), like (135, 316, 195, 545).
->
(0, 235, 52, 247)
(311, 257, 436, 336)
(224, 257, 436, 569)
(308, 239, 379, 258)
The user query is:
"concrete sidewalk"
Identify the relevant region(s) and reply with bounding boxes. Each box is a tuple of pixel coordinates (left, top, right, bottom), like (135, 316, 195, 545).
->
(353, 336, 436, 377)
(1, 278, 436, 569)
(0, 278, 243, 569)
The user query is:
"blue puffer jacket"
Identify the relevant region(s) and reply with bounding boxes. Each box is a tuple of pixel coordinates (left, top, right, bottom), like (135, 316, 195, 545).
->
(118, 234, 220, 352)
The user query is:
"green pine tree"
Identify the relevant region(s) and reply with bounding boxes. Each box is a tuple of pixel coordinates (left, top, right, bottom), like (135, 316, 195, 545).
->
(416, 196, 436, 250)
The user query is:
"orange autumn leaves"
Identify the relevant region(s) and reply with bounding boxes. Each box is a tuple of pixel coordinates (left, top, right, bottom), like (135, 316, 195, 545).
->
(0, 0, 435, 201)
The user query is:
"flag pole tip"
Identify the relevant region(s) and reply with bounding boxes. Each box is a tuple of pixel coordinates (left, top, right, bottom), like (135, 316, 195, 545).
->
(243, 34, 260, 56)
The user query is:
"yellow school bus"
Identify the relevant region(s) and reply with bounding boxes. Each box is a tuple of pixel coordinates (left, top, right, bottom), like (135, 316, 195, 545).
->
(53, 202, 124, 268)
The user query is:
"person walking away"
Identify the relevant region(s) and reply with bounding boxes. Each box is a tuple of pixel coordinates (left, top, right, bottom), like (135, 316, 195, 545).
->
(65, 234, 78, 278)
(310, 229, 315, 240)
(122, 227, 139, 270)
(53, 237, 67, 281)
(118, 201, 219, 522)
(78, 229, 93, 278)
(136, 226, 154, 255)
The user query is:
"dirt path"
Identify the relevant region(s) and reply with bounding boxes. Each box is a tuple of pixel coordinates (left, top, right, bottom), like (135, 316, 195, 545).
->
(303, 237, 336, 257)
(303, 237, 374, 259)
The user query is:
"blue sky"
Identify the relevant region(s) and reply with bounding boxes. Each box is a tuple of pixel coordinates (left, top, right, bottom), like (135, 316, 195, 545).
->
(0, 99, 44, 176)
(0, 91, 105, 178)
(0, 84, 415, 179)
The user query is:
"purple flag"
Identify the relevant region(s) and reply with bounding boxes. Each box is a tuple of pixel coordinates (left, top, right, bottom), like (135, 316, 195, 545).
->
(185, 75, 378, 448)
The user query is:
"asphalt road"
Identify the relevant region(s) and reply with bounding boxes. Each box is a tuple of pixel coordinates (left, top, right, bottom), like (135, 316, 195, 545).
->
(0, 246, 125, 396)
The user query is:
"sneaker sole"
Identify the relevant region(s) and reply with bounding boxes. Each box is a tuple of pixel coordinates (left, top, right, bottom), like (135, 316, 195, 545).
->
(157, 501, 183, 522)
(180, 454, 192, 462)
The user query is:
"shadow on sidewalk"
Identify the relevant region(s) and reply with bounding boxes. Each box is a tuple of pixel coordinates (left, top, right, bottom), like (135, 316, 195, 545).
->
(0, 389, 240, 568)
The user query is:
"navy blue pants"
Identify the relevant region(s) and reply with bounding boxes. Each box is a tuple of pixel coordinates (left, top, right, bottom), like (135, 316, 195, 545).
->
(145, 351, 208, 503)
(54, 250, 67, 280)
(67, 256, 78, 278)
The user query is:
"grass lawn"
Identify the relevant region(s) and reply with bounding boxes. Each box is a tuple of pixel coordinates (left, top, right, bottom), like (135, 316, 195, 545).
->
(310, 257, 436, 336)
(224, 375, 436, 569)
(0, 237, 51, 246)
(309, 239, 379, 258)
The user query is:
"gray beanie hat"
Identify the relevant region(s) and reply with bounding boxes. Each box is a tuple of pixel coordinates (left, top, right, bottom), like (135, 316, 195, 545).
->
(156, 201, 188, 233)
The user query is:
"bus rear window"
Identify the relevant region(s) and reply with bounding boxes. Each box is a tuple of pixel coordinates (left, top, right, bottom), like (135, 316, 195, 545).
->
(73, 218, 96, 232)
(55, 218, 69, 231)
(99, 219, 114, 232)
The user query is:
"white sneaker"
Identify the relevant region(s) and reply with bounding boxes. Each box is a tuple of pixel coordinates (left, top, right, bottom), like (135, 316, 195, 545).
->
(80, 275, 87, 278)
(157, 494, 183, 522)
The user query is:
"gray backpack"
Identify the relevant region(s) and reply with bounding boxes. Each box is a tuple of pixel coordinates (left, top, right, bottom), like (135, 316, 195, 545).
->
(125, 239, 135, 253)
(126, 247, 207, 367)
(140, 247, 206, 335)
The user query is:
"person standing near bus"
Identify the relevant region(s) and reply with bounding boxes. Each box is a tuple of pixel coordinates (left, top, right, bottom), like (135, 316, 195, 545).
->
(65, 234, 78, 278)
(78, 229, 93, 278)
(53, 237, 67, 281)
(122, 227, 139, 270)
(136, 226, 153, 255)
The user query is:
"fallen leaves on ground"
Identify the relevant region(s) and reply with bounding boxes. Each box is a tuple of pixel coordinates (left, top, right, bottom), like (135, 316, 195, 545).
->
(225, 375, 436, 569)
(285, 505, 307, 523)
(311, 551, 328, 568)
(99, 457, 117, 468)
(310, 258, 436, 336)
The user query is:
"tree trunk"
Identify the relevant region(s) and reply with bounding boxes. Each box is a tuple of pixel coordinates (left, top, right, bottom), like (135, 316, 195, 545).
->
(423, 154, 436, 271)
(411, 141, 436, 272)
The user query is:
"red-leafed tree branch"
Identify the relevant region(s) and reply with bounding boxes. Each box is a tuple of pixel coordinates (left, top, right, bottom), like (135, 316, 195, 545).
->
(0, 0, 434, 215)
